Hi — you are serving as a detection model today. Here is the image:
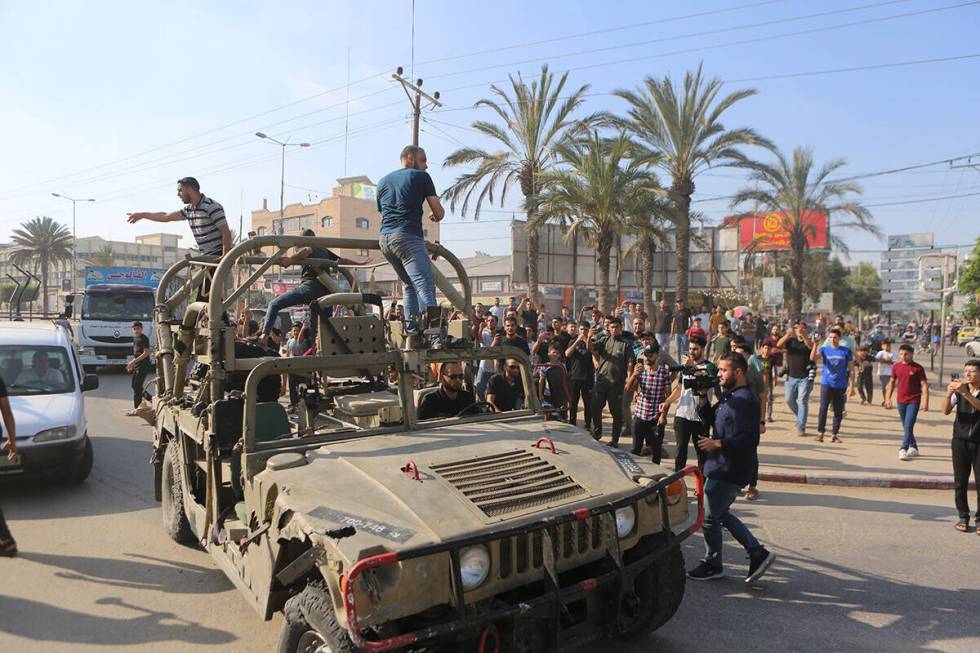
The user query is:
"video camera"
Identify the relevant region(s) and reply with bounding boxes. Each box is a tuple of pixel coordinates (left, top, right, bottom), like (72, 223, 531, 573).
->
(668, 363, 720, 395)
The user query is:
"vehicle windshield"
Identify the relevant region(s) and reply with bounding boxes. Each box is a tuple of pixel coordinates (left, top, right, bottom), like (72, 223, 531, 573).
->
(0, 345, 77, 396)
(82, 292, 154, 321)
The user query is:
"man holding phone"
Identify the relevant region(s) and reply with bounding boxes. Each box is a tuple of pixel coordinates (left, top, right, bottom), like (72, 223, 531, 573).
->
(943, 360, 980, 533)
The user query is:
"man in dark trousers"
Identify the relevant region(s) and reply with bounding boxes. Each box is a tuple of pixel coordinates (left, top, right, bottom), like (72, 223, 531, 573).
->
(943, 359, 980, 533)
(563, 321, 594, 427)
(588, 316, 634, 446)
(1, 374, 17, 556)
(687, 353, 775, 583)
(125, 321, 153, 416)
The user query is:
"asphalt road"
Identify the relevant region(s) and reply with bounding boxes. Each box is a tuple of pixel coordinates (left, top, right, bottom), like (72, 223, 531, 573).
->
(1, 371, 978, 652)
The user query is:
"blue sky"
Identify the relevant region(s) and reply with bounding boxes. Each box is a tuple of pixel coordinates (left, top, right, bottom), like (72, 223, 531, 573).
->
(1, 0, 978, 265)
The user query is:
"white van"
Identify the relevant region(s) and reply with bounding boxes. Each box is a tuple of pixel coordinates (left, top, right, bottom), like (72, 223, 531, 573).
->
(0, 321, 99, 482)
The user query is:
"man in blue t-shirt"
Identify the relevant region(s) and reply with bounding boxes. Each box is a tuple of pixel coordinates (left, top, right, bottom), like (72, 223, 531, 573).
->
(811, 327, 854, 442)
(376, 146, 445, 337)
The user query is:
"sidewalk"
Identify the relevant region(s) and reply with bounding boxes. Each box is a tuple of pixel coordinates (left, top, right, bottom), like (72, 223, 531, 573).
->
(754, 388, 973, 490)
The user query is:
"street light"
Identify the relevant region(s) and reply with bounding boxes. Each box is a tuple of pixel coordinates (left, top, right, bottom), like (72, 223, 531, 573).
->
(254, 132, 311, 223)
(918, 252, 958, 382)
(52, 192, 96, 294)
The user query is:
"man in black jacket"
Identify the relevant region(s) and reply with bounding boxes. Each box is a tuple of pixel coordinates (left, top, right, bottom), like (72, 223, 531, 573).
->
(687, 353, 775, 584)
(943, 359, 980, 533)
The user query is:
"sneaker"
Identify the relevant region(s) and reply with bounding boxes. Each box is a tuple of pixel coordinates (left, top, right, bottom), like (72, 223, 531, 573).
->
(746, 548, 775, 584)
(687, 561, 724, 581)
(797, 428, 807, 438)
(745, 486, 760, 501)
(898, 449, 908, 461)
(907, 447, 919, 458)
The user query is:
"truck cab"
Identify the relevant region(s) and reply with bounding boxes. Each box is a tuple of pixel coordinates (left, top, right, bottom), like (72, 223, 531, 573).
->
(66, 283, 155, 370)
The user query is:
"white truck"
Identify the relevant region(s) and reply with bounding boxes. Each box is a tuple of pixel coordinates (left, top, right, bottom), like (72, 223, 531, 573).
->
(65, 283, 155, 371)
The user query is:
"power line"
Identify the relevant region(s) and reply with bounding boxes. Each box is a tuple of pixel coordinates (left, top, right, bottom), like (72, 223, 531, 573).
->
(726, 53, 980, 83)
(412, 0, 793, 67)
(863, 190, 980, 207)
(424, 0, 957, 81)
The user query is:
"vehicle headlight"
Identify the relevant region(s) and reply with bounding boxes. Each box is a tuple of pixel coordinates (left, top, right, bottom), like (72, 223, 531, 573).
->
(615, 506, 637, 538)
(459, 545, 491, 591)
(33, 425, 78, 443)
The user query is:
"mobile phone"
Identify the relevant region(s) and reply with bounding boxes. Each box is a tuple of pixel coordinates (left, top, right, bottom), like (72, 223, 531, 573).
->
(951, 372, 960, 381)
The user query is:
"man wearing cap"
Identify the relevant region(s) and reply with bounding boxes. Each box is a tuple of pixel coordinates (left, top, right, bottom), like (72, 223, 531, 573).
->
(627, 343, 671, 462)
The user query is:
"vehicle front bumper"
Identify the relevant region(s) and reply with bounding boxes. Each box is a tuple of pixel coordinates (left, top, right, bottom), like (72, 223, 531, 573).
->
(343, 465, 705, 652)
(0, 435, 90, 478)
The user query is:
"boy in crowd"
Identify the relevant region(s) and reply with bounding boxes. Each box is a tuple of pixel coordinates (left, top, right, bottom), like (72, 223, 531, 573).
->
(885, 344, 929, 461)
(875, 339, 895, 406)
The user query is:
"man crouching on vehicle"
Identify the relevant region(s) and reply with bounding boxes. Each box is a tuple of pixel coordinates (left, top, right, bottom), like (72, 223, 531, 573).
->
(687, 352, 776, 584)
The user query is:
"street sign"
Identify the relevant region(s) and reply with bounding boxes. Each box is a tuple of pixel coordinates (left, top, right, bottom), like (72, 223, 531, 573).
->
(762, 277, 784, 307)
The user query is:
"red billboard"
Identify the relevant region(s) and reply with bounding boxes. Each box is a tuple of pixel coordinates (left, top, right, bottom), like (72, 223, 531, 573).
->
(726, 210, 828, 251)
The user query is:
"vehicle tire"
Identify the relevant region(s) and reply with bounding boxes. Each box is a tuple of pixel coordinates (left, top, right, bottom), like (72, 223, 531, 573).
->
(277, 580, 357, 653)
(616, 539, 686, 638)
(65, 437, 94, 484)
(161, 441, 195, 544)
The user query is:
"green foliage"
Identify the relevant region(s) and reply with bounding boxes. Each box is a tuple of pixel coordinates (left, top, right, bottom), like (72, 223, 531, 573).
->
(958, 238, 980, 296)
(10, 216, 73, 315)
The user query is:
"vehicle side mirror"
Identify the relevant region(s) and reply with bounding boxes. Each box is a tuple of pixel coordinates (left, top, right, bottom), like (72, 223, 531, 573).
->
(81, 374, 99, 392)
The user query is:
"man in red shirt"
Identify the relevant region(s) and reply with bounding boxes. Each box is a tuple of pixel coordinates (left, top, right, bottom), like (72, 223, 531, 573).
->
(885, 344, 930, 461)
(687, 317, 707, 343)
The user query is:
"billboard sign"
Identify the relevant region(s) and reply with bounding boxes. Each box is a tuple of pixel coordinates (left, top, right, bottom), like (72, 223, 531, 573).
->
(726, 210, 828, 252)
(84, 267, 164, 288)
(351, 182, 376, 201)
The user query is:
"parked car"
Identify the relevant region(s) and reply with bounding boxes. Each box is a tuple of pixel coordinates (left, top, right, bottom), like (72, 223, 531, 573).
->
(966, 339, 980, 358)
(957, 325, 979, 346)
(0, 321, 99, 482)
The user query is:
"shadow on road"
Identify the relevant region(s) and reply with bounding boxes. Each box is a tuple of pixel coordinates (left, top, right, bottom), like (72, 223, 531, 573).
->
(0, 594, 237, 646)
(15, 551, 233, 594)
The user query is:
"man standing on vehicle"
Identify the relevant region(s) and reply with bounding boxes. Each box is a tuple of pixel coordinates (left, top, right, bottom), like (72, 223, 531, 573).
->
(377, 146, 445, 341)
(125, 321, 152, 416)
(588, 316, 634, 446)
(127, 177, 231, 257)
(0, 374, 17, 557)
(687, 353, 775, 583)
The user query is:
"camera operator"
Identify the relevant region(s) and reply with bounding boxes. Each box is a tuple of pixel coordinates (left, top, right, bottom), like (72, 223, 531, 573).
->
(659, 334, 717, 471)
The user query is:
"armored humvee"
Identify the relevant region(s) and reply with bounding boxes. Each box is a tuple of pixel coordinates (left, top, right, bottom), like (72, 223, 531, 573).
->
(148, 235, 703, 652)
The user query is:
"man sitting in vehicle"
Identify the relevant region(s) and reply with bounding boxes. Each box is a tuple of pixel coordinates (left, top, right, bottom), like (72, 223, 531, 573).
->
(15, 351, 66, 388)
(418, 362, 475, 420)
(486, 358, 525, 413)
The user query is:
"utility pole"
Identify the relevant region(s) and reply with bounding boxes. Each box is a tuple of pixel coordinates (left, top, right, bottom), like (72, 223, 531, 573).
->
(52, 192, 95, 295)
(392, 66, 442, 146)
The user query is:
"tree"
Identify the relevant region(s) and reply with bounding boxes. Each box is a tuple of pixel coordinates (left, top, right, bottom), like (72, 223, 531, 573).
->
(443, 65, 592, 301)
(615, 64, 770, 302)
(86, 243, 115, 267)
(530, 131, 656, 313)
(622, 195, 673, 321)
(846, 261, 881, 314)
(10, 216, 73, 315)
(958, 238, 980, 319)
(731, 146, 879, 317)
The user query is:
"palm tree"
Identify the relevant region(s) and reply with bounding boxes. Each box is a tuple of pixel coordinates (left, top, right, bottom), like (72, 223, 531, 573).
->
(622, 195, 673, 322)
(730, 146, 879, 317)
(86, 243, 115, 267)
(614, 64, 771, 302)
(10, 216, 73, 315)
(531, 131, 655, 313)
(443, 65, 592, 301)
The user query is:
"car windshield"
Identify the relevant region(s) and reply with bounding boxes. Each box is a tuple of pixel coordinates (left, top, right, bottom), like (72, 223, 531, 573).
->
(82, 292, 154, 321)
(0, 345, 77, 396)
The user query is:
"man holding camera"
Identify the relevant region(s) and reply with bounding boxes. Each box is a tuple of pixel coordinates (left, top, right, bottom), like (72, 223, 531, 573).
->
(687, 352, 775, 583)
(659, 334, 716, 472)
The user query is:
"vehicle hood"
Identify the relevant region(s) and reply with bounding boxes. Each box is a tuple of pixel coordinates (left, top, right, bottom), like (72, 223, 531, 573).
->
(9, 392, 81, 438)
(263, 416, 670, 558)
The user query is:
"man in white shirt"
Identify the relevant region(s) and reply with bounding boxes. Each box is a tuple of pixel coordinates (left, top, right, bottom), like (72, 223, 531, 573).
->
(874, 339, 895, 406)
(16, 351, 65, 387)
(475, 314, 499, 400)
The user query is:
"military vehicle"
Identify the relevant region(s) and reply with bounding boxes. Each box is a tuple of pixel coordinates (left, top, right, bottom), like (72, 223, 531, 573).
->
(148, 235, 703, 652)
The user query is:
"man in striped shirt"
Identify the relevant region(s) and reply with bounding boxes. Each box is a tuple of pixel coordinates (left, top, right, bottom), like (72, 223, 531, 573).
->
(127, 177, 231, 256)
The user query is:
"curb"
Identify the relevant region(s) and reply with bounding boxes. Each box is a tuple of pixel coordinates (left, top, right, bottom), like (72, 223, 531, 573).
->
(758, 471, 976, 491)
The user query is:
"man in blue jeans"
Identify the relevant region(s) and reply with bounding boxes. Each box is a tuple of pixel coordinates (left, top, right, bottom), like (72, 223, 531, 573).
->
(260, 229, 365, 349)
(811, 327, 853, 443)
(377, 145, 445, 342)
(687, 352, 775, 583)
(885, 343, 930, 461)
(777, 321, 815, 436)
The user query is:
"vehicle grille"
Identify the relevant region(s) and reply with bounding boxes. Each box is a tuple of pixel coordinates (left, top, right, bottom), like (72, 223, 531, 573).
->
(93, 347, 129, 358)
(89, 335, 134, 344)
(496, 516, 604, 579)
(430, 450, 587, 518)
